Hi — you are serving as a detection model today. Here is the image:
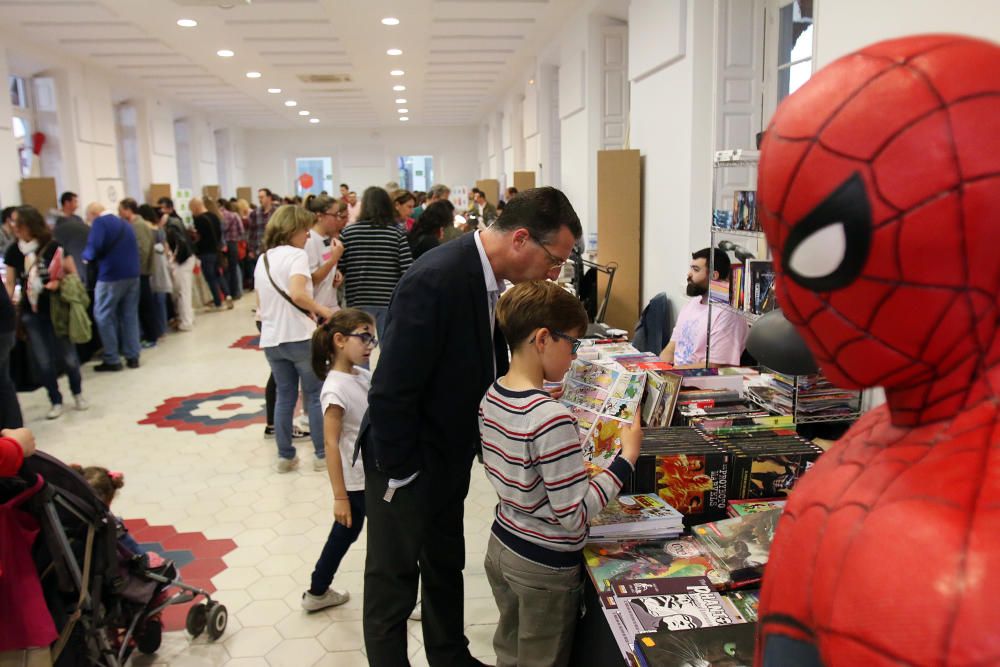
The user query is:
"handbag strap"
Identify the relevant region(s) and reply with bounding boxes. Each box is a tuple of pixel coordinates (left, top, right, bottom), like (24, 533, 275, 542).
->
(262, 250, 313, 319)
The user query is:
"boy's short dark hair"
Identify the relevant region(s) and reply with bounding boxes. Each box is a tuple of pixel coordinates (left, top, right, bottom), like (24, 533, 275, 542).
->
(60, 191, 77, 206)
(497, 280, 588, 351)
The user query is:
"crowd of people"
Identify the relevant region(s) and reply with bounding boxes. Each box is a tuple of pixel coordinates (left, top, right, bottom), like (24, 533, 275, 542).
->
(2, 180, 638, 667)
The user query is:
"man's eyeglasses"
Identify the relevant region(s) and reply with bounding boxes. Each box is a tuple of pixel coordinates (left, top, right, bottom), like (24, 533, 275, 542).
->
(528, 233, 568, 269)
(550, 329, 582, 354)
(345, 332, 379, 348)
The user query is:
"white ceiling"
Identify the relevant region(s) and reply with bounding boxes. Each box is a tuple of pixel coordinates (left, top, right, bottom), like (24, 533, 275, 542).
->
(0, 0, 582, 129)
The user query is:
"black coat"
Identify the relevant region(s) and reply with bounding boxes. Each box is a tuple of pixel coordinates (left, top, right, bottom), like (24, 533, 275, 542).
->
(362, 233, 509, 478)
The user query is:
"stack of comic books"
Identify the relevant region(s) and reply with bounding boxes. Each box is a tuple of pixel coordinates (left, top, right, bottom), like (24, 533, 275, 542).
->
(690, 509, 782, 585)
(634, 621, 757, 667)
(560, 358, 646, 470)
(633, 429, 731, 525)
(705, 429, 824, 500)
(590, 494, 684, 540)
(583, 537, 733, 594)
(612, 576, 748, 663)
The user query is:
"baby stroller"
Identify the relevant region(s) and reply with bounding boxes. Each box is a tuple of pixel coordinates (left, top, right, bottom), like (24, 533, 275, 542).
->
(1, 451, 227, 666)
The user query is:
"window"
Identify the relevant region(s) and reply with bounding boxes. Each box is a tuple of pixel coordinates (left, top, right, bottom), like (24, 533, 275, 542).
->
(397, 155, 433, 192)
(776, 1, 814, 105)
(295, 157, 332, 196)
(9, 76, 27, 109)
(12, 116, 31, 178)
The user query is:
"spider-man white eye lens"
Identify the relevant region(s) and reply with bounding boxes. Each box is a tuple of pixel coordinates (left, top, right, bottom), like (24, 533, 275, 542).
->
(781, 172, 872, 291)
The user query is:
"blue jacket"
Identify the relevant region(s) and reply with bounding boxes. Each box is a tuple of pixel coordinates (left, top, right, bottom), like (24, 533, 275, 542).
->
(82, 213, 140, 282)
(632, 292, 674, 355)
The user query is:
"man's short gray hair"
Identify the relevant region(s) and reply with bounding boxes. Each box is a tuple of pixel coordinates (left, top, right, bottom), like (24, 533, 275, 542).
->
(429, 183, 451, 199)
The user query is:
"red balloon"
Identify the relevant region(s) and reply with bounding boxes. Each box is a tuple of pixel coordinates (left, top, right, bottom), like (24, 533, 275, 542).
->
(298, 173, 314, 189)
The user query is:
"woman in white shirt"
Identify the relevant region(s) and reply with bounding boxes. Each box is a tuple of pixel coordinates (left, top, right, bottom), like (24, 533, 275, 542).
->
(254, 205, 335, 472)
(304, 195, 347, 312)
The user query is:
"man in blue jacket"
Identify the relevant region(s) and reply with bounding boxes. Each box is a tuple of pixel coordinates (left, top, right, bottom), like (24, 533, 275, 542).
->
(81, 205, 141, 371)
(361, 187, 582, 666)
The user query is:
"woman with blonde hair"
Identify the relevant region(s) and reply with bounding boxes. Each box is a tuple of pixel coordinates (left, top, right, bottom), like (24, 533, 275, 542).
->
(255, 205, 334, 473)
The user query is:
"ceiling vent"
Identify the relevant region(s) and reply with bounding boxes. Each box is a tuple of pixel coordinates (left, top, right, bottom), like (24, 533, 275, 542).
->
(297, 73, 353, 84)
(173, 0, 252, 8)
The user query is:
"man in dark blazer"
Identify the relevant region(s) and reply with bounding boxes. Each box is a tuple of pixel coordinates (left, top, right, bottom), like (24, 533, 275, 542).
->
(362, 187, 583, 666)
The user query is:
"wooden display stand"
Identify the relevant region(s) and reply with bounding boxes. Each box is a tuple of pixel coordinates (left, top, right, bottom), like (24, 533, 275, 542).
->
(475, 179, 500, 206)
(513, 171, 536, 193)
(236, 187, 253, 203)
(596, 149, 641, 336)
(202, 185, 221, 200)
(148, 183, 172, 205)
(19, 178, 58, 214)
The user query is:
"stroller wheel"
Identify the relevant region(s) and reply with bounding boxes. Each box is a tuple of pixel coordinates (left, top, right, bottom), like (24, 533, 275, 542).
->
(186, 603, 208, 638)
(136, 618, 163, 654)
(206, 603, 228, 640)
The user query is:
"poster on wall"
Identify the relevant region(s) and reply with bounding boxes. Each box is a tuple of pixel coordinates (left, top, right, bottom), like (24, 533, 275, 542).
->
(174, 188, 194, 227)
(451, 185, 469, 212)
(96, 179, 124, 213)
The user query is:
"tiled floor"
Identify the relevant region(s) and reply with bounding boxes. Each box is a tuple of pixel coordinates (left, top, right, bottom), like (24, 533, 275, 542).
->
(21, 299, 499, 666)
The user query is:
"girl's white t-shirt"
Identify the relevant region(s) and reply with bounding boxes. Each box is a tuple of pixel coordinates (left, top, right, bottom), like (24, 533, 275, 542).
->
(254, 245, 315, 347)
(320, 367, 371, 492)
(304, 229, 339, 310)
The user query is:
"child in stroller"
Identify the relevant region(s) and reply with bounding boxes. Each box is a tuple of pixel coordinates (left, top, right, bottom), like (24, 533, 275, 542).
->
(3, 451, 227, 666)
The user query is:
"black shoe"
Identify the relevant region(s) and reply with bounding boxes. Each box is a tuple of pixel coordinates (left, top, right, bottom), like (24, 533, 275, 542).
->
(94, 362, 123, 372)
(126, 358, 140, 369)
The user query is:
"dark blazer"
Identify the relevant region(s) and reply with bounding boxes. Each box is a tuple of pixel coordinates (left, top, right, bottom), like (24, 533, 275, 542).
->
(362, 233, 509, 478)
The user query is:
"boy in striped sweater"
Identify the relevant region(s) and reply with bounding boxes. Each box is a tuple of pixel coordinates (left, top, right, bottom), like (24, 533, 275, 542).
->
(479, 280, 641, 667)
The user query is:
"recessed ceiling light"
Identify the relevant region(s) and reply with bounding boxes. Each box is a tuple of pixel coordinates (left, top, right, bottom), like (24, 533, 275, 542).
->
(393, 85, 406, 92)
(390, 69, 404, 77)
(395, 98, 407, 104)
(381, 17, 400, 26)
(284, 100, 297, 107)
(309, 118, 320, 124)
(267, 88, 282, 94)
(217, 49, 235, 58)
(246, 71, 262, 79)
(387, 48, 402, 56)
(397, 108, 409, 113)
(528, 78, 536, 85)
(177, 19, 198, 28)
(299, 110, 310, 116)
(399, 116, 409, 121)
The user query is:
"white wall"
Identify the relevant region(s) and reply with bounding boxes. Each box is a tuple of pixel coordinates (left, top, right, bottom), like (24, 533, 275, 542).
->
(814, 0, 1000, 67)
(0, 27, 237, 207)
(242, 126, 480, 197)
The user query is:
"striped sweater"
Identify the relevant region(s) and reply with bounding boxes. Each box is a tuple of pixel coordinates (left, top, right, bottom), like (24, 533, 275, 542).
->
(479, 381, 633, 567)
(339, 220, 413, 308)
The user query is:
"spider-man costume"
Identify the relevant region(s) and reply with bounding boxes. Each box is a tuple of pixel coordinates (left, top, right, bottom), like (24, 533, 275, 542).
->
(754, 35, 1000, 666)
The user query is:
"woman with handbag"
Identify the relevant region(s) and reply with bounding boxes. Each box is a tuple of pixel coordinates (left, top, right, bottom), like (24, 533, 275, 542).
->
(255, 205, 334, 473)
(191, 197, 231, 311)
(3, 206, 86, 419)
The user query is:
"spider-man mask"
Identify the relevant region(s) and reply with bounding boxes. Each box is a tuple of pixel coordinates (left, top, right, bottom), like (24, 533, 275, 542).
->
(758, 34, 1000, 427)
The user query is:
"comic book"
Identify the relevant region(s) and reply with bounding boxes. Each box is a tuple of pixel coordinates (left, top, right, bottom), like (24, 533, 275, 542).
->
(642, 371, 683, 428)
(634, 621, 756, 667)
(612, 576, 746, 639)
(727, 499, 787, 518)
(590, 494, 684, 539)
(583, 537, 732, 593)
(634, 451, 731, 525)
(691, 509, 781, 583)
(560, 359, 646, 468)
(722, 589, 760, 622)
(597, 591, 643, 667)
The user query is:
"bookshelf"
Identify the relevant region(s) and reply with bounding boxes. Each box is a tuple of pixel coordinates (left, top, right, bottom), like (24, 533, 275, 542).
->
(707, 149, 861, 426)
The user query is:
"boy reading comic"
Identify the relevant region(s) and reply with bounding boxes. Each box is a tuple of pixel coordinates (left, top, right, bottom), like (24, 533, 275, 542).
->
(478, 280, 641, 667)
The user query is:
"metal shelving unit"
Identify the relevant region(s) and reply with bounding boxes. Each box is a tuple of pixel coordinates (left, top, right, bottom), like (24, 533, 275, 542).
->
(707, 148, 862, 427)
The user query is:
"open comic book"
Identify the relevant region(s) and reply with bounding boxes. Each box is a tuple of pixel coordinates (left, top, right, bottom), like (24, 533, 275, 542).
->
(560, 359, 646, 469)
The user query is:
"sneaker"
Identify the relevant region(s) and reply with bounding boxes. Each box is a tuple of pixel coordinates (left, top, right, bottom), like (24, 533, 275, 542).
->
(294, 413, 310, 431)
(225, 297, 235, 310)
(46, 404, 63, 420)
(73, 395, 89, 411)
(276, 457, 299, 473)
(140, 340, 157, 349)
(126, 358, 140, 369)
(264, 425, 275, 438)
(292, 426, 310, 439)
(313, 457, 327, 472)
(94, 362, 123, 372)
(409, 600, 422, 621)
(301, 588, 349, 612)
